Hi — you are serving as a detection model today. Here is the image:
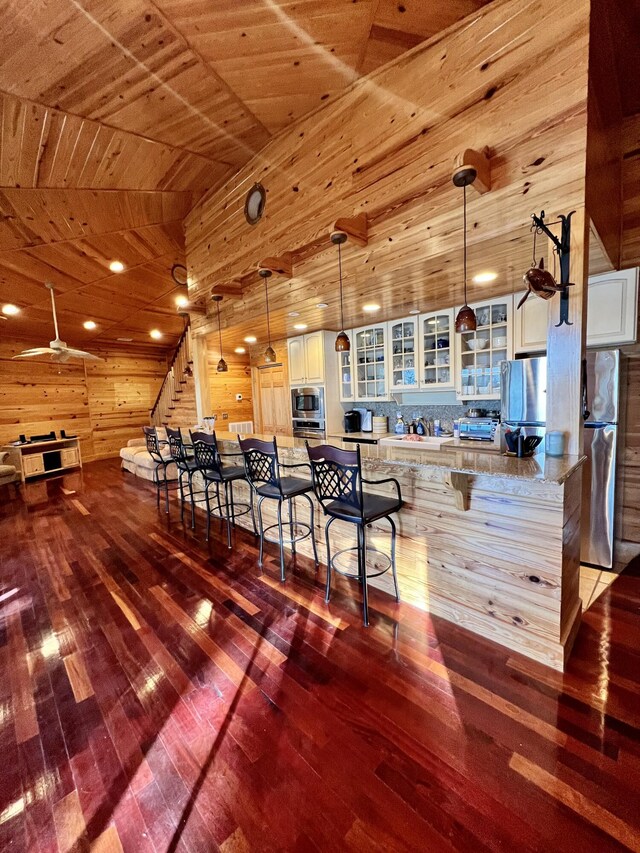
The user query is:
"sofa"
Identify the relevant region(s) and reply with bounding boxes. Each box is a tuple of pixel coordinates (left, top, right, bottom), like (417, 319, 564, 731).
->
(0, 451, 19, 494)
(119, 430, 177, 482)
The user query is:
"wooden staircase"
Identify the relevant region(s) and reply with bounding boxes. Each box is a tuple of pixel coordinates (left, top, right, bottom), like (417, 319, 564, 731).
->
(150, 323, 198, 428)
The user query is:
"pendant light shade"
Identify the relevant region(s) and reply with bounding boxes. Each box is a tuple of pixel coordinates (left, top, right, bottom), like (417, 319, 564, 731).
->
(331, 231, 350, 352)
(259, 268, 276, 363)
(453, 173, 477, 334)
(212, 295, 228, 372)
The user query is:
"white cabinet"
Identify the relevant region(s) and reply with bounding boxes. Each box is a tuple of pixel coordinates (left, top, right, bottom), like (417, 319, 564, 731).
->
(354, 324, 388, 400)
(304, 331, 324, 383)
(387, 317, 419, 392)
(287, 336, 306, 384)
(419, 309, 455, 389)
(455, 297, 512, 400)
(287, 332, 325, 385)
(337, 330, 355, 402)
(587, 268, 638, 347)
(513, 292, 548, 354)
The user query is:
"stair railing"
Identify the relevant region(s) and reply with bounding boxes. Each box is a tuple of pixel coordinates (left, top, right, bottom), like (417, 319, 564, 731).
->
(150, 320, 192, 425)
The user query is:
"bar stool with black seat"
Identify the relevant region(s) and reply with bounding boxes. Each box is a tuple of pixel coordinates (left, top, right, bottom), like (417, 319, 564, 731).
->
(165, 426, 202, 528)
(190, 431, 256, 547)
(142, 426, 179, 513)
(306, 442, 402, 626)
(238, 435, 319, 581)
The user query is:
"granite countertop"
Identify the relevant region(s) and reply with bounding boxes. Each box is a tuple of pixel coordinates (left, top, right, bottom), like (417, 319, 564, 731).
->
(327, 431, 395, 442)
(213, 430, 585, 485)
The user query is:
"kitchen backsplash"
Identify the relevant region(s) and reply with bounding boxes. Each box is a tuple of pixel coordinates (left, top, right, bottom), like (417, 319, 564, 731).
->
(342, 401, 499, 432)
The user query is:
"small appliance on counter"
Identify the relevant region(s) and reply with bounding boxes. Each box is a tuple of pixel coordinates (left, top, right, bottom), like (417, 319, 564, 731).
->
(458, 417, 499, 442)
(343, 410, 361, 433)
(353, 407, 373, 432)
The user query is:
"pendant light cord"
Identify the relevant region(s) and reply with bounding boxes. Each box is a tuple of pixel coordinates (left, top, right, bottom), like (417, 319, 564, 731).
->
(463, 183, 468, 304)
(217, 299, 223, 357)
(338, 241, 345, 331)
(265, 278, 272, 347)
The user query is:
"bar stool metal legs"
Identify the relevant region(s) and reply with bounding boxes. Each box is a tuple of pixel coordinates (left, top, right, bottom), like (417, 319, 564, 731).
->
(256, 493, 318, 582)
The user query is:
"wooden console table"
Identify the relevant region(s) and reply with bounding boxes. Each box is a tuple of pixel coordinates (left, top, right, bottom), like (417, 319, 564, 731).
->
(2, 438, 82, 482)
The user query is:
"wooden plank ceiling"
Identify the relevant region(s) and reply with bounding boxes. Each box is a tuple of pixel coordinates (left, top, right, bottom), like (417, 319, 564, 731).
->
(0, 0, 491, 351)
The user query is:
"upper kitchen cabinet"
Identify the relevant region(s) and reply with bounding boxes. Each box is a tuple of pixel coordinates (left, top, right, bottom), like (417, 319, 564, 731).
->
(586, 269, 638, 347)
(387, 317, 419, 392)
(455, 297, 512, 400)
(337, 329, 355, 402)
(513, 292, 549, 354)
(287, 331, 326, 385)
(513, 268, 639, 353)
(354, 324, 388, 401)
(419, 309, 455, 390)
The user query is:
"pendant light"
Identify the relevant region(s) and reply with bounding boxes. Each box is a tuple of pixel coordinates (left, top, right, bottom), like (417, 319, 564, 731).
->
(259, 268, 276, 363)
(212, 295, 228, 372)
(453, 167, 477, 333)
(331, 231, 350, 352)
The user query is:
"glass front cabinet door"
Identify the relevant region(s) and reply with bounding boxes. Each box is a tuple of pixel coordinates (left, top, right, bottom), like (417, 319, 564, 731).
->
(419, 309, 455, 389)
(455, 297, 512, 400)
(354, 324, 388, 400)
(337, 329, 355, 402)
(387, 317, 419, 392)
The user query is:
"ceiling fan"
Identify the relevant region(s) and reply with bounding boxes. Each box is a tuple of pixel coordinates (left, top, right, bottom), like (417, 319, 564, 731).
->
(13, 282, 103, 363)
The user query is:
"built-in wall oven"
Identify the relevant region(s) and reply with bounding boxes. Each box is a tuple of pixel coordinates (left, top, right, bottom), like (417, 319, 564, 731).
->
(291, 386, 325, 439)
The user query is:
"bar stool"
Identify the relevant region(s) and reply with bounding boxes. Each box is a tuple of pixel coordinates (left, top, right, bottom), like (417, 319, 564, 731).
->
(166, 427, 200, 527)
(306, 442, 402, 626)
(190, 431, 256, 547)
(142, 426, 179, 513)
(238, 436, 318, 581)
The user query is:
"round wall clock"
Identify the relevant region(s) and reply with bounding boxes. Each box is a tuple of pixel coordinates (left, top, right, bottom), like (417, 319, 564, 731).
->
(171, 264, 188, 286)
(244, 182, 266, 225)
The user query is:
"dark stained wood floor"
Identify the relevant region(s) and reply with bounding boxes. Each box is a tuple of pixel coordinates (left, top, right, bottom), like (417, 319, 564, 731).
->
(1, 460, 639, 853)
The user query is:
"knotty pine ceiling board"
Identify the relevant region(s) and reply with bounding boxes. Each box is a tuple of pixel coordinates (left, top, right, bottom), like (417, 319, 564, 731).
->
(0, 0, 269, 162)
(152, 0, 379, 133)
(0, 91, 224, 192)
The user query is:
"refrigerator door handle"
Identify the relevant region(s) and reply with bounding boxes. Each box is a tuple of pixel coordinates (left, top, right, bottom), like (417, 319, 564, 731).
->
(581, 357, 590, 421)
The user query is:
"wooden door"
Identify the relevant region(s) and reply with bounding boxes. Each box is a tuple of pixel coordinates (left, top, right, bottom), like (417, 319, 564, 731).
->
(256, 366, 291, 436)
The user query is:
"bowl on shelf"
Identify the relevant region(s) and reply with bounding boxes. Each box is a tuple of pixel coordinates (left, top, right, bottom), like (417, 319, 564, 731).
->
(466, 338, 489, 351)
(493, 335, 507, 348)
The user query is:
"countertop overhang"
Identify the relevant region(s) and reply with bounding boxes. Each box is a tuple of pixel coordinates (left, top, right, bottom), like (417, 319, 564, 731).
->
(214, 431, 585, 485)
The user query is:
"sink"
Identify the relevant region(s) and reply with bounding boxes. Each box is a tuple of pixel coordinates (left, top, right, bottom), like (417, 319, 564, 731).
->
(379, 435, 452, 449)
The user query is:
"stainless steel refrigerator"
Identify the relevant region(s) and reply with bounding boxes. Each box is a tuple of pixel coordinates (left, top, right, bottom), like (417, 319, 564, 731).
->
(501, 350, 621, 569)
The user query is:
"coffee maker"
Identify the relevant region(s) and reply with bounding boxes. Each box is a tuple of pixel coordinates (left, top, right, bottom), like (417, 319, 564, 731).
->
(343, 410, 361, 433)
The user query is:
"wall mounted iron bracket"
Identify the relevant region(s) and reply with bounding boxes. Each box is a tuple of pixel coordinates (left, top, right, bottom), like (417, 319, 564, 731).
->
(530, 209, 575, 326)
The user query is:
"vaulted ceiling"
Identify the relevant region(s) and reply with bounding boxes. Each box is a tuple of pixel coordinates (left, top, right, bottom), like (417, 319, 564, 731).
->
(0, 0, 491, 350)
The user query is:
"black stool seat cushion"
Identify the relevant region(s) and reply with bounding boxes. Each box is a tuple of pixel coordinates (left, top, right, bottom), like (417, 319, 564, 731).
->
(256, 477, 312, 499)
(202, 465, 246, 482)
(326, 493, 403, 524)
(178, 458, 199, 471)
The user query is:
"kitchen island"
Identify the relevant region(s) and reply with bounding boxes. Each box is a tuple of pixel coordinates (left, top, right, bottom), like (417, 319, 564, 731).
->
(205, 431, 585, 671)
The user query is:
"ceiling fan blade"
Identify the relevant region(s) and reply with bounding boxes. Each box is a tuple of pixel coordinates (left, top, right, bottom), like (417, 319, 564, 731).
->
(63, 348, 104, 361)
(13, 347, 56, 359)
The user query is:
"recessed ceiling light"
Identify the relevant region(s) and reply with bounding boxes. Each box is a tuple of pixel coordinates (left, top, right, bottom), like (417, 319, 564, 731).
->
(83, 320, 97, 330)
(288, 311, 300, 317)
(293, 323, 307, 330)
(150, 329, 162, 340)
(408, 309, 420, 315)
(244, 335, 257, 343)
(234, 346, 246, 354)
(362, 303, 380, 313)
(473, 271, 498, 283)
(316, 302, 328, 309)
(1, 303, 20, 316)
(175, 294, 189, 308)
(109, 260, 125, 273)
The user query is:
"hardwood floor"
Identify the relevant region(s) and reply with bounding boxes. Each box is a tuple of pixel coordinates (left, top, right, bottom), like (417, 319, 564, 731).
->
(1, 460, 639, 853)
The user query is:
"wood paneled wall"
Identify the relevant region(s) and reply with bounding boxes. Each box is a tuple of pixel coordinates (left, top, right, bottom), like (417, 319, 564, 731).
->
(0, 339, 166, 461)
(186, 0, 591, 349)
(618, 297, 640, 561)
(205, 346, 253, 424)
(622, 114, 640, 268)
